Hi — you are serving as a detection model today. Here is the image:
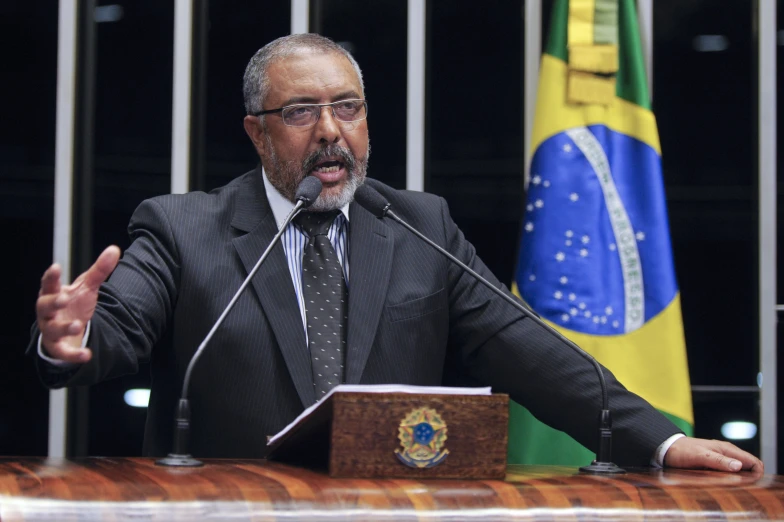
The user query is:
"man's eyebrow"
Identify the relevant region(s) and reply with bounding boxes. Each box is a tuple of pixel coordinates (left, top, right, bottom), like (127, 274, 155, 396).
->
(331, 90, 362, 101)
(282, 96, 319, 105)
(281, 91, 362, 106)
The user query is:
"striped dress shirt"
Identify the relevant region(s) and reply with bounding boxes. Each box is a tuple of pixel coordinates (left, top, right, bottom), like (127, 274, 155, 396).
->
(262, 171, 350, 346)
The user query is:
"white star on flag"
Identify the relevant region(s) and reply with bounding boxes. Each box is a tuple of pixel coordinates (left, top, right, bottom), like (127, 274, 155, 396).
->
(525, 222, 534, 232)
(559, 276, 568, 284)
(563, 143, 572, 153)
(555, 252, 565, 262)
(569, 193, 579, 202)
(636, 231, 646, 241)
(532, 175, 542, 185)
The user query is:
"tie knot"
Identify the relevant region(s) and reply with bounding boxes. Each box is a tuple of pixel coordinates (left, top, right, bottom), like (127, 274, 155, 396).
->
(295, 209, 340, 237)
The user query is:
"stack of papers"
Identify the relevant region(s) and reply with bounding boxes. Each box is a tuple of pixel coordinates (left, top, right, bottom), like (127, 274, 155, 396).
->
(267, 384, 491, 446)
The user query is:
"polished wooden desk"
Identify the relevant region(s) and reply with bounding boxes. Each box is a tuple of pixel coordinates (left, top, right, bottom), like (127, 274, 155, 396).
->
(0, 457, 781, 521)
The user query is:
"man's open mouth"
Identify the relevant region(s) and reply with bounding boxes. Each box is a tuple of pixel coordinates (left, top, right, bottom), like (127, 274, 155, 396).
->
(303, 146, 356, 184)
(312, 160, 344, 174)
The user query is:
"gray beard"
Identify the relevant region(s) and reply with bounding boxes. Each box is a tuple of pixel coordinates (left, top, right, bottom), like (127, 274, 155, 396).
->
(264, 138, 370, 212)
(308, 170, 364, 211)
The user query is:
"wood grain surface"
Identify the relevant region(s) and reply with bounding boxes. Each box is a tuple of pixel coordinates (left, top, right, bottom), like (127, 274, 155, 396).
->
(0, 457, 781, 521)
(328, 393, 509, 479)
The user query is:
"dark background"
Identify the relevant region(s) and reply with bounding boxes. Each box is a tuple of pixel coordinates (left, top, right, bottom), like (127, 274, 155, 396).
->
(0, 0, 780, 469)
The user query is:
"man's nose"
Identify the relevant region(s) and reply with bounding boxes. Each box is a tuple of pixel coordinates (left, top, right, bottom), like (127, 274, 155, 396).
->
(314, 106, 341, 144)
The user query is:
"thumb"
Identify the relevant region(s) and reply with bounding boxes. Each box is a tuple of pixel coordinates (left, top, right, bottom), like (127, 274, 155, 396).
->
(82, 246, 121, 289)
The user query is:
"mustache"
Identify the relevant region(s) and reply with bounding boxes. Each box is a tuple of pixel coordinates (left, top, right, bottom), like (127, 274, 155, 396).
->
(302, 144, 357, 174)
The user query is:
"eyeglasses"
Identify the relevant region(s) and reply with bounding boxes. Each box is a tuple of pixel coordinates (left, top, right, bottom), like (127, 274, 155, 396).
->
(254, 99, 368, 128)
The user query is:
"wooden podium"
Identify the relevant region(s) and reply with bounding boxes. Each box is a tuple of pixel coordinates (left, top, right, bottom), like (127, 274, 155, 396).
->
(0, 457, 780, 521)
(266, 390, 510, 479)
(4, 389, 780, 520)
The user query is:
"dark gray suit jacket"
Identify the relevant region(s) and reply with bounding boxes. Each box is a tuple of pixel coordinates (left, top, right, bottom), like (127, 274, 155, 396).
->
(32, 168, 680, 464)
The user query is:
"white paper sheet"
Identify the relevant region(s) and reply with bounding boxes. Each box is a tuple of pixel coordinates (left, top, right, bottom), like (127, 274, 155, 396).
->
(267, 384, 492, 446)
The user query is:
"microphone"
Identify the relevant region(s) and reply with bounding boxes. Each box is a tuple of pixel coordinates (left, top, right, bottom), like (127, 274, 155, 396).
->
(353, 183, 625, 475)
(156, 176, 323, 467)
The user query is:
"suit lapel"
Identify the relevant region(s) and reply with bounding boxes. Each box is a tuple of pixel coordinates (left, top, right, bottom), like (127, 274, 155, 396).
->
(345, 202, 393, 383)
(231, 170, 316, 407)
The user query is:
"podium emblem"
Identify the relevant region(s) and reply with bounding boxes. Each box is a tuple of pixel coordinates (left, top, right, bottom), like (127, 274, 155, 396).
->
(395, 407, 449, 468)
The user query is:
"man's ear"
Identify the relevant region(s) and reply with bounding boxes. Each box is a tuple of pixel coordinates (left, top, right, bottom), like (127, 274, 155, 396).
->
(243, 115, 266, 156)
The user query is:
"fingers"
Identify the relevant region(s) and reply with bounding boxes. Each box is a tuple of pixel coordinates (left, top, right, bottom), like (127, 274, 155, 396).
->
(711, 440, 764, 472)
(40, 264, 62, 296)
(705, 449, 743, 472)
(43, 340, 92, 364)
(35, 249, 116, 365)
(39, 316, 90, 363)
(666, 437, 764, 473)
(81, 246, 121, 290)
(42, 319, 84, 340)
(36, 293, 66, 321)
(696, 440, 763, 472)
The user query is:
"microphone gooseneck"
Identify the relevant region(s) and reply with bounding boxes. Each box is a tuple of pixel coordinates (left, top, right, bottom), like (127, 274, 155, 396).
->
(352, 184, 625, 475)
(156, 176, 323, 467)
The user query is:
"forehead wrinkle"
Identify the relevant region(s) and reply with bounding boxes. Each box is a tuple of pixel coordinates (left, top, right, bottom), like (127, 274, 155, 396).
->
(265, 53, 363, 108)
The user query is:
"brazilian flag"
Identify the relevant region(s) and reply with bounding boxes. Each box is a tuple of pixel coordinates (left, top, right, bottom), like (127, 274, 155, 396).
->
(510, 0, 693, 466)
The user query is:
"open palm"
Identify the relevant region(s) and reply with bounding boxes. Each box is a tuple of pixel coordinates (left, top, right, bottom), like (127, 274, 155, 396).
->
(36, 246, 121, 363)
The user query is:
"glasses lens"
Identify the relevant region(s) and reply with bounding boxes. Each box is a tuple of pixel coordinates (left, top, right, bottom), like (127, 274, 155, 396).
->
(282, 105, 319, 127)
(333, 100, 367, 122)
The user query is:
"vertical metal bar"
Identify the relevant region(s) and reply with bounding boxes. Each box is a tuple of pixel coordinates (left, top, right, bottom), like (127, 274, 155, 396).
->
(636, 0, 653, 98)
(171, 0, 193, 194)
(758, 0, 777, 474)
(407, 0, 425, 192)
(189, 0, 208, 191)
(291, 0, 309, 34)
(51, 0, 79, 458)
(523, 0, 541, 188)
(69, 0, 98, 458)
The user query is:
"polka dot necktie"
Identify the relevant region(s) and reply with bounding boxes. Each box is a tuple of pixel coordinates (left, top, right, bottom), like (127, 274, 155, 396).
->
(294, 210, 347, 398)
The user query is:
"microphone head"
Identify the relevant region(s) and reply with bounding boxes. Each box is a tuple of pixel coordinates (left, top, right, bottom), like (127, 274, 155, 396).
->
(353, 183, 391, 218)
(295, 176, 323, 208)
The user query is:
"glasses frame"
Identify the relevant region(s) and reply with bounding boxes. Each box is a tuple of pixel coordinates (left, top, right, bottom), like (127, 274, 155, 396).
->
(253, 99, 369, 128)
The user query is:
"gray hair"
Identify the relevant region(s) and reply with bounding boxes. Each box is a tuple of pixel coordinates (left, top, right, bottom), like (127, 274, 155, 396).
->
(243, 33, 364, 116)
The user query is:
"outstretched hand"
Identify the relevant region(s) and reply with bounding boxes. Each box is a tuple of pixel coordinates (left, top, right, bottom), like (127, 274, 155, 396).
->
(665, 436, 763, 473)
(36, 246, 121, 364)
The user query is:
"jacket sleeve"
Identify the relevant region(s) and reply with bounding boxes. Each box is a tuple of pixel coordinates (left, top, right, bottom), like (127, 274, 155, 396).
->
(436, 196, 681, 467)
(27, 198, 181, 388)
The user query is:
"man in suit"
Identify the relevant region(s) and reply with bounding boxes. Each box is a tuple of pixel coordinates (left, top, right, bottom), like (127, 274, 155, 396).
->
(34, 34, 761, 471)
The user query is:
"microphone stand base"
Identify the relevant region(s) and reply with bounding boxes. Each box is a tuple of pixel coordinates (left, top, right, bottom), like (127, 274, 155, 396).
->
(579, 460, 626, 474)
(155, 454, 204, 467)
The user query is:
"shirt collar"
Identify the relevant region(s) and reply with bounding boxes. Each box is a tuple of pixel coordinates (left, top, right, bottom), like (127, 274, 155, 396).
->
(262, 167, 351, 231)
